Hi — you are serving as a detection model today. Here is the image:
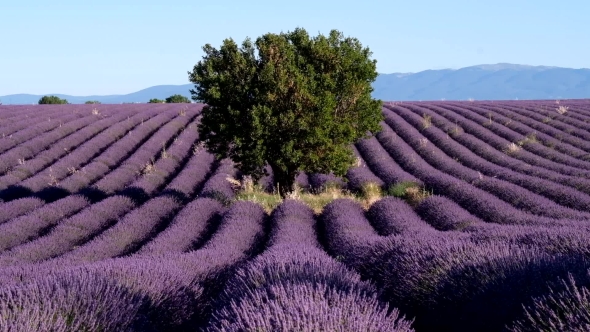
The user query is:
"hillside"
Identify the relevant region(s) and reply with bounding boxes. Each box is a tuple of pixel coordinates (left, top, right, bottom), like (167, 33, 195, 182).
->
(1, 100, 590, 330)
(1, 63, 589, 104)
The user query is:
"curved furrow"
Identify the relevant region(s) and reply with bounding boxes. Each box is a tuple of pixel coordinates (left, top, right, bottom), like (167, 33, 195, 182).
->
(413, 103, 590, 176)
(56, 110, 180, 194)
(90, 110, 200, 196)
(0, 198, 45, 225)
(400, 104, 590, 196)
(375, 121, 575, 226)
(452, 103, 590, 160)
(0, 112, 87, 154)
(56, 196, 183, 263)
(0, 195, 90, 253)
(207, 199, 414, 331)
(0, 108, 74, 138)
(480, 104, 590, 154)
(199, 159, 239, 204)
(321, 198, 590, 331)
(0, 119, 213, 261)
(0, 108, 144, 191)
(507, 103, 590, 134)
(382, 108, 590, 219)
(0, 112, 116, 175)
(386, 106, 590, 214)
(355, 136, 421, 188)
(134, 198, 225, 256)
(0, 195, 136, 266)
(345, 144, 385, 192)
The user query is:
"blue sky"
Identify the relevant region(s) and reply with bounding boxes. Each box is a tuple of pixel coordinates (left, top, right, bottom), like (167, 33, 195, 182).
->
(1, 0, 588, 95)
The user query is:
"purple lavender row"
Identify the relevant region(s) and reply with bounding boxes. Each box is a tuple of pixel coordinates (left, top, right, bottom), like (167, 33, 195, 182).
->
(0, 197, 44, 225)
(0, 135, 214, 262)
(208, 199, 414, 331)
(0, 113, 112, 174)
(415, 195, 485, 231)
(0, 108, 73, 138)
(0, 112, 86, 154)
(355, 136, 421, 187)
(58, 196, 182, 263)
(91, 110, 199, 195)
(480, 104, 590, 156)
(464, 222, 590, 257)
(388, 106, 590, 214)
(57, 110, 179, 193)
(0, 108, 124, 172)
(0, 108, 143, 191)
(0, 106, 122, 156)
(295, 172, 310, 190)
(508, 272, 590, 331)
(508, 103, 590, 135)
(0, 254, 208, 330)
(382, 108, 590, 219)
(453, 103, 590, 160)
(163, 148, 217, 199)
(128, 118, 201, 194)
(367, 196, 435, 236)
(0, 195, 135, 266)
(404, 104, 590, 195)
(345, 144, 385, 192)
(135, 198, 224, 255)
(0, 270, 146, 331)
(0, 202, 264, 330)
(427, 103, 590, 172)
(413, 103, 590, 176)
(0, 195, 90, 252)
(376, 123, 568, 226)
(199, 159, 238, 204)
(321, 198, 590, 331)
(308, 172, 346, 190)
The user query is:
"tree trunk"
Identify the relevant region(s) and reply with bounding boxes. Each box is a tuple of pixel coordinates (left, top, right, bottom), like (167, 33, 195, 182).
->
(270, 164, 297, 198)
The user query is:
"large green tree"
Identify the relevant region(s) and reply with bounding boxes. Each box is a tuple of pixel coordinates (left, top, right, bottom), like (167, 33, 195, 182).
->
(188, 28, 382, 196)
(38, 95, 68, 104)
(165, 94, 191, 103)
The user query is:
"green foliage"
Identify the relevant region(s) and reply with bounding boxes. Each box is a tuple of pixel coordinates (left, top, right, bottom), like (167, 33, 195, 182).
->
(148, 98, 165, 103)
(165, 95, 191, 103)
(84, 100, 101, 104)
(38, 95, 68, 104)
(189, 27, 382, 196)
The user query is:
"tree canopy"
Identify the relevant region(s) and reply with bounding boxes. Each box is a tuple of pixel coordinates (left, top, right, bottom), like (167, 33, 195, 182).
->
(188, 27, 382, 196)
(165, 95, 191, 103)
(148, 98, 165, 103)
(85, 100, 101, 104)
(38, 96, 68, 104)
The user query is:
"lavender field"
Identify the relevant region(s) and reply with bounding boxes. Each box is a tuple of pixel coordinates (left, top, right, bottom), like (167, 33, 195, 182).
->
(2, 100, 590, 331)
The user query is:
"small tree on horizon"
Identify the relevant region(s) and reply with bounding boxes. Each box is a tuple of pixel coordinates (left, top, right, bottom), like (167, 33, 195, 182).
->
(165, 94, 191, 103)
(189, 27, 382, 196)
(85, 100, 101, 104)
(39, 95, 68, 104)
(148, 98, 165, 103)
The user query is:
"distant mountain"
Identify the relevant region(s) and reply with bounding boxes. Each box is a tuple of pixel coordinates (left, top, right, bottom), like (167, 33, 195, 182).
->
(1, 63, 589, 104)
(0, 84, 196, 105)
(372, 63, 590, 101)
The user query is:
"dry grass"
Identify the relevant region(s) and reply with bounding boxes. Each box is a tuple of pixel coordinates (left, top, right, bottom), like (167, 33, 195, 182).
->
(422, 114, 432, 129)
(556, 105, 569, 115)
(234, 177, 384, 214)
(504, 142, 522, 154)
(232, 176, 433, 214)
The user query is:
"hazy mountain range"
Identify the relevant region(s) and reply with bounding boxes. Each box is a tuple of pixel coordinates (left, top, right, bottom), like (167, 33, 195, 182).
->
(1, 63, 589, 105)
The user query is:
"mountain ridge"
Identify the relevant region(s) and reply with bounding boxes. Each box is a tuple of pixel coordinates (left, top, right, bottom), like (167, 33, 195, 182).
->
(1, 63, 589, 104)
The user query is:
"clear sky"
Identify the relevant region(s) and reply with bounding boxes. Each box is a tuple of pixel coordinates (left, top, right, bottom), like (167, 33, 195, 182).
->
(1, 0, 588, 96)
